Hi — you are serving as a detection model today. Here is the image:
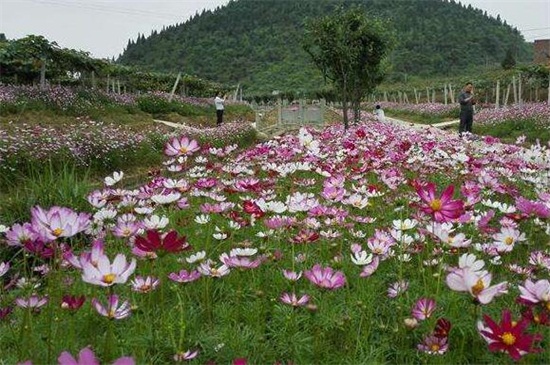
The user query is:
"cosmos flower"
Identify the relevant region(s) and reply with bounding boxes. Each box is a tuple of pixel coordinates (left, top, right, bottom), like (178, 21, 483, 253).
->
(479, 309, 542, 361)
(82, 253, 136, 287)
(92, 294, 131, 320)
(280, 292, 310, 307)
(164, 136, 200, 157)
(415, 181, 464, 222)
(304, 264, 346, 290)
(58, 346, 135, 365)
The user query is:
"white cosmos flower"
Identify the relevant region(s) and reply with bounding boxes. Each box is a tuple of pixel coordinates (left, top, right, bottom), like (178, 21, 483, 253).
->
(228, 221, 241, 230)
(93, 208, 117, 222)
(134, 206, 155, 215)
(392, 219, 418, 231)
(194, 214, 210, 224)
(351, 250, 374, 266)
(256, 230, 274, 237)
(143, 215, 169, 230)
(351, 229, 366, 238)
(186, 251, 206, 264)
(230, 248, 257, 257)
(104, 171, 124, 186)
(151, 192, 181, 205)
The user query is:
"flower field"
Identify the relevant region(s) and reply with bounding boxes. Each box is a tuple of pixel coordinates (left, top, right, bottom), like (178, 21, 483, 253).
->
(1, 110, 550, 364)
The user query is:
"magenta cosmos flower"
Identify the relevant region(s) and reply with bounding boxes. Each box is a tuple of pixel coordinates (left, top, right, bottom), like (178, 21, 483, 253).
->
(415, 182, 464, 222)
(58, 346, 134, 365)
(164, 136, 200, 157)
(304, 264, 346, 290)
(412, 297, 436, 321)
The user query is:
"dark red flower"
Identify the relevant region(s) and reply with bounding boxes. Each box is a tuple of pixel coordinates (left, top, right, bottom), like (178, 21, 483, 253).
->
(481, 309, 542, 361)
(24, 240, 54, 259)
(0, 306, 13, 320)
(134, 230, 191, 253)
(433, 318, 452, 338)
(242, 200, 264, 218)
(61, 295, 86, 311)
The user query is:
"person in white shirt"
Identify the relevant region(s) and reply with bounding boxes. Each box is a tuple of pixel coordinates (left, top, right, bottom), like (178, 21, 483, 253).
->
(214, 92, 225, 126)
(374, 104, 385, 122)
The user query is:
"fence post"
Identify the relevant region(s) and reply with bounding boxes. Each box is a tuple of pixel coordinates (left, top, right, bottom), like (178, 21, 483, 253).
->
(444, 84, 448, 105)
(169, 72, 181, 102)
(512, 76, 517, 104)
(414, 88, 419, 104)
(40, 58, 46, 90)
(495, 80, 500, 109)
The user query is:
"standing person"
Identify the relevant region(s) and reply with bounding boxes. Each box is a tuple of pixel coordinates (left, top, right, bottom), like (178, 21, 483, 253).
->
(214, 92, 225, 127)
(458, 82, 476, 136)
(374, 104, 385, 122)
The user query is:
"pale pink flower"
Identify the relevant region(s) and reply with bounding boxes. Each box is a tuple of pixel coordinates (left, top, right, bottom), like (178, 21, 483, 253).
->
(412, 297, 436, 321)
(164, 136, 200, 157)
(130, 276, 160, 293)
(92, 294, 131, 319)
(304, 264, 346, 290)
(518, 279, 550, 306)
(173, 350, 199, 362)
(168, 269, 202, 283)
(417, 334, 448, 355)
(5, 223, 38, 246)
(82, 253, 136, 287)
(388, 280, 409, 298)
(30, 206, 90, 241)
(58, 346, 135, 365)
(15, 295, 49, 310)
(280, 292, 310, 307)
(282, 270, 302, 281)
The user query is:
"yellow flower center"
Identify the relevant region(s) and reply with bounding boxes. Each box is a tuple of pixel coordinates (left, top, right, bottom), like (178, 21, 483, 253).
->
(102, 273, 116, 284)
(429, 199, 442, 211)
(123, 228, 131, 237)
(179, 147, 188, 154)
(52, 228, 64, 236)
(430, 344, 440, 352)
(471, 279, 485, 295)
(500, 332, 516, 346)
(108, 309, 116, 318)
(504, 237, 514, 245)
(546, 301, 550, 311)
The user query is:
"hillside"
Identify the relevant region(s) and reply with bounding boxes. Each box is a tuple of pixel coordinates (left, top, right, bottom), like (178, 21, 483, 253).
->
(118, 0, 532, 95)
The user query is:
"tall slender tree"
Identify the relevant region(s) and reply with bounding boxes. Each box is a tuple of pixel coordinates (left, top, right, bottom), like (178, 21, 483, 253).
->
(303, 6, 394, 129)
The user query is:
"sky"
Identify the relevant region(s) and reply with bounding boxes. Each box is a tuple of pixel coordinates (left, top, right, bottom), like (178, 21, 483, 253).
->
(1, 0, 549, 60)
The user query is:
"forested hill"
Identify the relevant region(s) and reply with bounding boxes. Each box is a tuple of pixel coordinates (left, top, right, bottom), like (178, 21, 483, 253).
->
(118, 0, 532, 95)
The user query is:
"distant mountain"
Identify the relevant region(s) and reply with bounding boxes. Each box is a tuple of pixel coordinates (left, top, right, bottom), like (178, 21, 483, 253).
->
(118, 0, 532, 95)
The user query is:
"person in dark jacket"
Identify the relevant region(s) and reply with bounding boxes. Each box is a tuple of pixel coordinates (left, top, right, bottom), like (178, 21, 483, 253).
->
(458, 82, 476, 136)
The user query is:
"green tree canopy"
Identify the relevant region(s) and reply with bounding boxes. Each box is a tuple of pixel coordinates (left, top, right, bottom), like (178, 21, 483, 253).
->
(303, 7, 395, 128)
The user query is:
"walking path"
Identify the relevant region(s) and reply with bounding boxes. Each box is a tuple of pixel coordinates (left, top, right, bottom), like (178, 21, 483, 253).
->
(153, 116, 460, 138)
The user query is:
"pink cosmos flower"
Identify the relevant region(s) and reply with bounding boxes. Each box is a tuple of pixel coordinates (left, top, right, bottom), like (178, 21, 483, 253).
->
(360, 256, 380, 277)
(417, 334, 448, 355)
(164, 136, 200, 157)
(280, 292, 310, 307)
(415, 181, 464, 222)
(446, 264, 508, 304)
(30, 206, 90, 241)
(64, 239, 105, 269)
(15, 295, 49, 310)
(173, 349, 199, 362)
(130, 276, 160, 293)
(387, 280, 409, 298)
(304, 264, 346, 290)
(168, 269, 202, 283)
(58, 346, 134, 365)
(412, 297, 436, 321)
(518, 279, 550, 307)
(5, 223, 38, 246)
(82, 253, 136, 287)
(92, 294, 131, 320)
(282, 270, 302, 281)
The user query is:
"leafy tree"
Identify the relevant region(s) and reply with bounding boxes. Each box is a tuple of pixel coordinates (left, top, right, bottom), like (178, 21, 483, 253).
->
(501, 47, 516, 70)
(303, 7, 394, 128)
